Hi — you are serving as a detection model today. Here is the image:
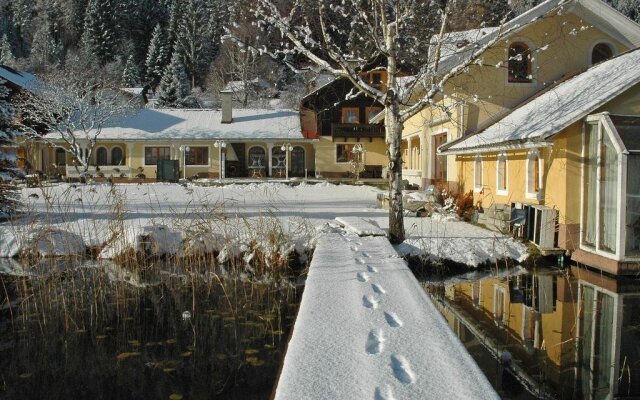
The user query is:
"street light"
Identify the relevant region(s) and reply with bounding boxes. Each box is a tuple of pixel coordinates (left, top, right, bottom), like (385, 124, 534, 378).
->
(280, 143, 293, 180)
(214, 140, 227, 181)
(179, 145, 190, 180)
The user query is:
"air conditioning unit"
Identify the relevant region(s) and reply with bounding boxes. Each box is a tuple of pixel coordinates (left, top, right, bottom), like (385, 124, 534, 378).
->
(522, 204, 558, 249)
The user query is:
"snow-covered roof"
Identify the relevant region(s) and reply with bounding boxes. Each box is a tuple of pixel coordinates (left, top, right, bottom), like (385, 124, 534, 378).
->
(434, 0, 640, 74)
(430, 27, 499, 62)
(440, 48, 640, 154)
(44, 108, 304, 141)
(223, 78, 273, 92)
(0, 66, 37, 92)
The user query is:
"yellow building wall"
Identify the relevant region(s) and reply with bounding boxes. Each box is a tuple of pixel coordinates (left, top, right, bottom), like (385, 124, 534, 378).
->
(404, 10, 630, 188)
(314, 136, 387, 176)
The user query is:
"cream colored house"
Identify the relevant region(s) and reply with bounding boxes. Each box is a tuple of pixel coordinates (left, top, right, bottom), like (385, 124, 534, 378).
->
(35, 98, 315, 180)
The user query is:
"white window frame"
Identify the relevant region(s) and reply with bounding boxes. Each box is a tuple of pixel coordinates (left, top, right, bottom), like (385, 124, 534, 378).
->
(505, 37, 538, 87)
(496, 152, 508, 196)
(579, 114, 633, 261)
(474, 155, 483, 192)
(493, 284, 507, 326)
(525, 149, 543, 200)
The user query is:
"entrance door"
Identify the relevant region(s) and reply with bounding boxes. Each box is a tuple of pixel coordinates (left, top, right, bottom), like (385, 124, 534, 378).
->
(291, 146, 305, 176)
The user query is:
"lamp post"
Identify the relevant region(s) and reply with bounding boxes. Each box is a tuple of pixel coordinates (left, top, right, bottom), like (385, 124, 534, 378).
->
(214, 140, 227, 181)
(179, 145, 190, 180)
(281, 143, 293, 180)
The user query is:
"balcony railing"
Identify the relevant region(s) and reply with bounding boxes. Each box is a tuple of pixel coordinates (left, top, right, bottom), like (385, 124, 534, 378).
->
(331, 123, 385, 138)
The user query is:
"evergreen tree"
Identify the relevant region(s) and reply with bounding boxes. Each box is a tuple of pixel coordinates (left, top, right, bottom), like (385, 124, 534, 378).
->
(82, 0, 118, 65)
(0, 35, 16, 67)
(607, 0, 640, 22)
(122, 55, 140, 86)
(176, 0, 217, 88)
(145, 24, 170, 88)
(157, 49, 189, 107)
(31, 23, 63, 70)
(0, 79, 19, 218)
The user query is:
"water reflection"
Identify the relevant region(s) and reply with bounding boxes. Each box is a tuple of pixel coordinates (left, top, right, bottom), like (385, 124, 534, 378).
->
(0, 259, 299, 400)
(426, 265, 640, 399)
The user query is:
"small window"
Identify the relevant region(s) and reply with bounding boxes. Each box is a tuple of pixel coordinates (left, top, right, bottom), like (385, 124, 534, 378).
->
(508, 42, 532, 83)
(111, 147, 124, 165)
(527, 149, 542, 197)
(96, 147, 108, 166)
(185, 146, 208, 165)
(365, 106, 383, 123)
(248, 146, 266, 167)
(336, 144, 356, 163)
(474, 155, 483, 191)
(369, 72, 383, 86)
(55, 148, 66, 166)
(591, 43, 613, 65)
(342, 107, 359, 124)
(497, 153, 508, 194)
(145, 146, 171, 166)
(433, 133, 448, 182)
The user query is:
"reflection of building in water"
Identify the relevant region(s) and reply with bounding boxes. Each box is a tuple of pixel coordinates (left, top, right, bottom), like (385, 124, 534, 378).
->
(439, 270, 577, 397)
(574, 266, 640, 399)
(435, 267, 640, 399)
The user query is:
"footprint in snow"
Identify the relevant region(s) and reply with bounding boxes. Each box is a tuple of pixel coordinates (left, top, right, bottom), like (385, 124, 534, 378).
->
(384, 312, 403, 328)
(365, 329, 385, 355)
(355, 257, 366, 264)
(390, 354, 415, 384)
(367, 265, 378, 273)
(372, 283, 386, 295)
(362, 295, 379, 309)
(357, 272, 369, 282)
(351, 246, 359, 252)
(361, 251, 370, 258)
(374, 385, 396, 400)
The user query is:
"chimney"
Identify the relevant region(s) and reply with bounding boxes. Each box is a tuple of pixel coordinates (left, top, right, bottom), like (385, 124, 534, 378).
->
(221, 90, 233, 123)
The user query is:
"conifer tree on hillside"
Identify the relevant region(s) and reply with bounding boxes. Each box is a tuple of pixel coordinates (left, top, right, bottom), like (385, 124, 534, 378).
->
(607, 0, 640, 22)
(0, 80, 19, 219)
(122, 55, 140, 87)
(82, 0, 118, 65)
(0, 35, 16, 67)
(176, 0, 218, 88)
(157, 50, 190, 107)
(31, 23, 63, 70)
(145, 24, 170, 88)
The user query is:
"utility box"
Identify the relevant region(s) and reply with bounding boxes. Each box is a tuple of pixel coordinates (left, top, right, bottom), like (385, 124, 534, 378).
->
(157, 160, 179, 182)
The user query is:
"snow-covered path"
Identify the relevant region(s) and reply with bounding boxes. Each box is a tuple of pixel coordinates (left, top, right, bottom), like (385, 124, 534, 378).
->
(0, 182, 528, 266)
(275, 232, 499, 399)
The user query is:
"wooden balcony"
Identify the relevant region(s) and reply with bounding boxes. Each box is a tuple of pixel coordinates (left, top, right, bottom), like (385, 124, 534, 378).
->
(331, 123, 385, 139)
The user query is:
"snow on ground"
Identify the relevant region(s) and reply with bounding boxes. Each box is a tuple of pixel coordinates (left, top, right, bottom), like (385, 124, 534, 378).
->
(0, 182, 528, 266)
(275, 232, 499, 399)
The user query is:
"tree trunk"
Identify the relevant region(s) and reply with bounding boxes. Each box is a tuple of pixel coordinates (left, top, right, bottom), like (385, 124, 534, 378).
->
(385, 104, 405, 244)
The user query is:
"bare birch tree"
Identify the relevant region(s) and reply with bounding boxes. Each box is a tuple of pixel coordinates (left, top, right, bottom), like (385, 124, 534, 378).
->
(226, 0, 559, 242)
(17, 76, 137, 175)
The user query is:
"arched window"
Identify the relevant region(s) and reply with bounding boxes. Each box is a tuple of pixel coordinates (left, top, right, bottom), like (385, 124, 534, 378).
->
(591, 43, 613, 65)
(55, 148, 66, 166)
(474, 155, 483, 191)
(96, 147, 108, 165)
(508, 42, 532, 83)
(248, 146, 266, 167)
(111, 147, 124, 165)
(496, 153, 508, 195)
(527, 149, 543, 198)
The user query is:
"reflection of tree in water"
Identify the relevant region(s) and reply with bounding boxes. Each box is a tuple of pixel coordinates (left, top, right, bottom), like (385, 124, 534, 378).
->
(0, 261, 299, 400)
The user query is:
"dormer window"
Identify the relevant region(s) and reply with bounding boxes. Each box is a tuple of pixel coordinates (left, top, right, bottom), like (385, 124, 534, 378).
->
(508, 42, 532, 83)
(591, 43, 614, 65)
